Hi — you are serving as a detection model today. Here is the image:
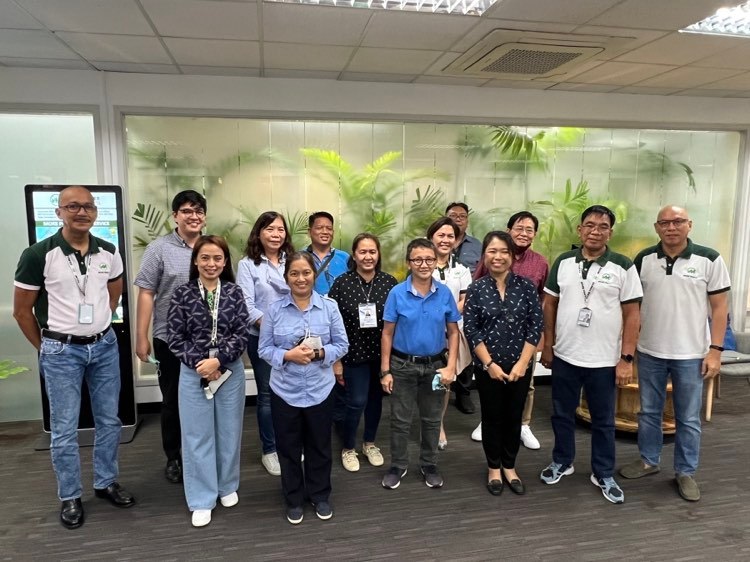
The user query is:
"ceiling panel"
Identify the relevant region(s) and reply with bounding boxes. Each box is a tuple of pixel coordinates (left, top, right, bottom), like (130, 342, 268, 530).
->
(415, 75, 490, 86)
(264, 68, 340, 79)
(0, 56, 91, 69)
(697, 71, 750, 91)
(0, 0, 45, 29)
(262, 4, 371, 46)
(57, 32, 172, 64)
(141, 0, 259, 40)
(635, 66, 743, 89)
(361, 12, 475, 50)
(91, 61, 179, 74)
(549, 82, 621, 93)
(18, 0, 154, 35)
(347, 47, 442, 74)
(486, 0, 620, 25)
(615, 85, 682, 95)
(615, 32, 737, 66)
(672, 89, 741, 98)
(570, 61, 677, 85)
(339, 71, 416, 83)
(588, 0, 729, 31)
(263, 42, 354, 71)
(692, 42, 750, 71)
(181, 65, 260, 77)
(163, 37, 260, 67)
(0, 29, 79, 59)
(449, 18, 578, 53)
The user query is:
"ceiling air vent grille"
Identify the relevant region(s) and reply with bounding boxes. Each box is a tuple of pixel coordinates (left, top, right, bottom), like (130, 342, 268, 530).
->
(480, 48, 583, 75)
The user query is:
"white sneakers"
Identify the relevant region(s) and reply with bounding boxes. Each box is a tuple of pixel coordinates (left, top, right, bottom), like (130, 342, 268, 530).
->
(220, 492, 238, 508)
(521, 425, 541, 450)
(262, 452, 281, 476)
(341, 449, 360, 472)
(471, 422, 482, 442)
(471, 423, 541, 449)
(362, 444, 384, 467)
(191, 509, 211, 527)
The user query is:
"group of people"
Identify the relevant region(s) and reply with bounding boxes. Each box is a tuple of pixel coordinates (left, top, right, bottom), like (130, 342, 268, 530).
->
(13, 186, 729, 531)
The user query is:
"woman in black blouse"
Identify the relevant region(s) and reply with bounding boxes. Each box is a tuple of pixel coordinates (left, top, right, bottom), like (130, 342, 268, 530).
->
(328, 233, 397, 473)
(463, 231, 543, 497)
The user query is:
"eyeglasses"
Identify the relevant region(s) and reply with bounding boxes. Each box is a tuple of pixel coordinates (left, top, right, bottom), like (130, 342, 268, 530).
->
(447, 213, 468, 221)
(59, 203, 97, 214)
(178, 208, 205, 217)
(656, 218, 689, 228)
(408, 258, 437, 266)
(511, 227, 535, 235)
(581, 222, 611, 232)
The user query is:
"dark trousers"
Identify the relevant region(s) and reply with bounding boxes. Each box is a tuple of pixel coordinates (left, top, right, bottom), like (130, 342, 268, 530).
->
(153, 337, 181, 461)
(475, 362, 533, 469)
(333, 360, 383, 450)
(270, 389, 334, 508)
(551, 357, 616, 479)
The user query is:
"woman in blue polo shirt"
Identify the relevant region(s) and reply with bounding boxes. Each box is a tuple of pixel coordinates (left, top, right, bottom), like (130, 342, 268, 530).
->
(258, 252, 348, 525)
(380, 238, 460, 490)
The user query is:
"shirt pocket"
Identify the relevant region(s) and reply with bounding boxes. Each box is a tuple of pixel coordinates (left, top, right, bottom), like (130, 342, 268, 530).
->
(273, 326, 300, 349)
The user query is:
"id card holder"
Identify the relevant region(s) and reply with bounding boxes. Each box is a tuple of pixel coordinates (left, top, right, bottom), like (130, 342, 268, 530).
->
(78, 303, 94, 324)
(208, 347, 219, 359)
(358, 303, 377, 328)
(577, 307, 592, 327)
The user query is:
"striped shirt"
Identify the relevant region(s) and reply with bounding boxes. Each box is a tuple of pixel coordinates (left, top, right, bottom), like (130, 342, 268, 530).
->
(134, 230, 193, 341)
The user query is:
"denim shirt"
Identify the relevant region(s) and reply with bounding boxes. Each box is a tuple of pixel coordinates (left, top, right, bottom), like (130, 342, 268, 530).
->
(258, 292, 349, 407)
(236, 254, 290, 336)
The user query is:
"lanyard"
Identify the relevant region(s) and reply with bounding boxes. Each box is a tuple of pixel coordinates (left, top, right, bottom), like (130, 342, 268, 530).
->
(66, 253, 92, 301)
(198, 278, 221, 346)
(579, 262, 602, 306)
(358, 274, 375, 302)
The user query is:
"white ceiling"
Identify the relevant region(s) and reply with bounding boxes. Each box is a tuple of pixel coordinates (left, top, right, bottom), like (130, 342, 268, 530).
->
(3, 0, 750, 97)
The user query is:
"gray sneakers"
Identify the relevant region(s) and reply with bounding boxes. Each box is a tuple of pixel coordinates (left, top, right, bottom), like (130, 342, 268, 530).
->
(619, 459, 660, 479)
(382, 467, 407, 489)
(590, 474, 625, 504)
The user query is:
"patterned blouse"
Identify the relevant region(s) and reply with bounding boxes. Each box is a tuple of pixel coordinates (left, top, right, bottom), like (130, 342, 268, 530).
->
(328, 270, 398, 365)
(167, 280, 250, 370)
(463, 272, 543, 368)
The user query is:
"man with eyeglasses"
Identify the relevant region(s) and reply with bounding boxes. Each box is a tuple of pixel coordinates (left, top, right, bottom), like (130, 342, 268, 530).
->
(14, 185, 135, 529)
(306, 211, 349, 295)
(134, 190, 207, 485)
(619, 206, 730, 502)
(471, 211, 548, 449)
(539, 205, 642, 505)
(446, 202, 482, 275)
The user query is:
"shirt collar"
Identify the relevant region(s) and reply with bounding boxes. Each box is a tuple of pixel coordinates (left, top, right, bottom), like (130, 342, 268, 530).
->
(280, 290, 325, 311)
(56, 228, 100, 256)
(655, 238, 694, 260)
(406, 275, 436, 296)
(574, 245, 611, 266)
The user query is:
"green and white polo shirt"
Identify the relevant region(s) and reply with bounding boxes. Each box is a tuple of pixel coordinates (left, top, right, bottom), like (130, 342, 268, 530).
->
(635, 239, 730, 360)
(545, 247, 643, 368)
(14, 229, 123, 336)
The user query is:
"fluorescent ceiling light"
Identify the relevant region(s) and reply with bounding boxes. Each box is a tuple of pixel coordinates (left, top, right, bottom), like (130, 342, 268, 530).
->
(265, 0, 499, 17)
(680, 2, 750, 38)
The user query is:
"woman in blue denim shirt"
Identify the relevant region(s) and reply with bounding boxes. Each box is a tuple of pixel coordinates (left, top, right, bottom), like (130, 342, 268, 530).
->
(167, 235, 250, 528)
(258, 252, 349, 525)
(236, 211, 294, 477)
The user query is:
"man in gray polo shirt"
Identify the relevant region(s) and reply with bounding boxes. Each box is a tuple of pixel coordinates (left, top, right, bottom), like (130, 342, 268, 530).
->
(135, 190, 206, 484)
(14, 185, 135, 529)
(619, 205, 730, 502)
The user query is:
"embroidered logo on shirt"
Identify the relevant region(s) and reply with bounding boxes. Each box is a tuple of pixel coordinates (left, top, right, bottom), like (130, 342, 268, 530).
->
(682, 266, 699, 278)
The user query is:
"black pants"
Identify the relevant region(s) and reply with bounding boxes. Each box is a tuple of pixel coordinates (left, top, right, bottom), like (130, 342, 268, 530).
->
(153, 338, 181, 461)
(475, 363, 533, 469)
(271, 389, 334, 508)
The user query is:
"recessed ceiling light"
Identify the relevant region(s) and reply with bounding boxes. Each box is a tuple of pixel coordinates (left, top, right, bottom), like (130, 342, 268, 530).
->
(680, 2, 750, 38)
(264, 0, 499, 17)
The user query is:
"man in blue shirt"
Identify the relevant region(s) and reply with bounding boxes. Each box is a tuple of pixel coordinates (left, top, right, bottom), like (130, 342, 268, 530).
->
(306, 211, 349, 295)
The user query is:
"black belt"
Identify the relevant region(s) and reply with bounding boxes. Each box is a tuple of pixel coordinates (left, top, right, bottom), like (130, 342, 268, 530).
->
(42, 326, 111, 345)
(392, 348, 446, 365)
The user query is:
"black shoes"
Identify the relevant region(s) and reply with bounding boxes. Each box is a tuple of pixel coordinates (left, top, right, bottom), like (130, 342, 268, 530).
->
(165, 458, 182, 483)
(60, 498, 84, 529)
(454, 393, 475, 414)
(486, 479, 504, 496)
(506, 478, 526, 495)
(94, 482, 136, 508)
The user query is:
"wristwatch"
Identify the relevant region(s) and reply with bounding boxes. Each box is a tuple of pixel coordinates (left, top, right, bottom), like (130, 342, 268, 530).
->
(620, 354, 634, 363)
(313, 349, 320, 361)
(482, 361, 494, 371)
(379, 370, 391, 379)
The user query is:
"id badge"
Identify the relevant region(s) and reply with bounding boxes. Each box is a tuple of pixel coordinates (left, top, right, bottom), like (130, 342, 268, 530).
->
(78, 303, 94, 324)
(208, 347, 219, 359)
(577, 307, 592, 327)
(358, 303, 377, 328)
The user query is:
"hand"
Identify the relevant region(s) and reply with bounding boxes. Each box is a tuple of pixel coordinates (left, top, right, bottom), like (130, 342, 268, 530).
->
(196, 357, 221, 377)
(540, 346, 554, 369)
(381, 374, 394, 394)
(206, 370, 222, 382)
(702, 350, 722, 380)
(437, 366, 456, 386)
(285, 344, 315, 365)
(135, 337, 151, 363)
(615, 360, 633, 386)
(488, 363, 508, 382)
(507, 361, 528, 383)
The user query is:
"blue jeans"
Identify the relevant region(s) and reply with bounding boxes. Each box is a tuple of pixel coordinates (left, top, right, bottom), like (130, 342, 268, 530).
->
(178, 358, 245, 511)
(334, 360, 383, 450)
(389, 356, 446, 470)
(39, 328, 121, 501)
(247, 334, 276, 454)
(637, 353, 704, 475)
(551, 357, 616, 479)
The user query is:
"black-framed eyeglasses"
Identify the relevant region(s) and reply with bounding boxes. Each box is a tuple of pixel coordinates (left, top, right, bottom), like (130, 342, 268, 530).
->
(408, 258, 437, 266)
(656, 218, 689, 228)
(59, 203, 97, 214)
(177, 208, 205, 217)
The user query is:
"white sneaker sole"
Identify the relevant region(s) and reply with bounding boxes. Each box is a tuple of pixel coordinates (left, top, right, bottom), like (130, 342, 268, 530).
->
(590, 474, 625, 504)
(382, 469, 407, 489)
(540, 464, 575, 485)
(191, 510, 212, 527)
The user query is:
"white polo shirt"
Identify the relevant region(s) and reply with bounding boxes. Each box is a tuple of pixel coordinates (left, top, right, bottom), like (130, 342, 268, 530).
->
(636, 239, 730, 360)
(545, 247, 643, 368)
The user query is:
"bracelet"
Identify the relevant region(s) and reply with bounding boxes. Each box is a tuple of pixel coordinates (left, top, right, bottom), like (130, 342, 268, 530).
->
(709, 344, 724, 352)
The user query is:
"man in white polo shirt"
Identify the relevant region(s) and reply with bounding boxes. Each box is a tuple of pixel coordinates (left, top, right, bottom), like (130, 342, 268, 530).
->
(13, 185, 135, 530)
(539, 205, 642, 504)
(619, 205, 730, 502)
